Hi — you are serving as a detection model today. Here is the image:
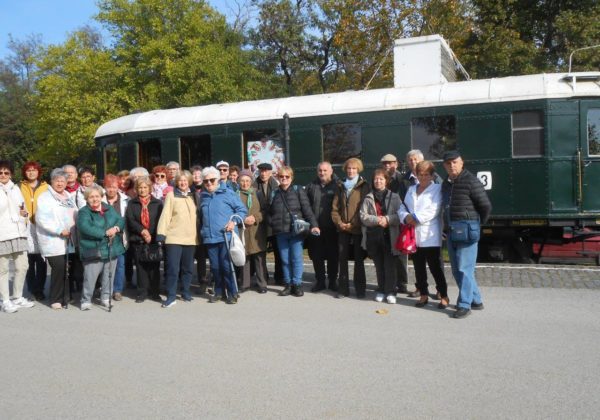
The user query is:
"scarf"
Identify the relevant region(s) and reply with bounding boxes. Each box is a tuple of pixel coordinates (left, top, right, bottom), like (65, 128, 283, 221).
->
(372, 189, 388, 216)
(343, 176, 359, 197)
(1, 180, 21, 223)
(65, 182, 80, 194)
(139, 195, 151, 229)
(152, 182, 170, 200)
(238, 188, 253, 210)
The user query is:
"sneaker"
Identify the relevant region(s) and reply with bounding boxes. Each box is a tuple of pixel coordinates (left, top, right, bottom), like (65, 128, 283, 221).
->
(374, 293, 385, 303)
(81, 302, 92, 311)
(386, 295, 397, 304)
(100, 300, 112, 309)
(472, 302, 485, 310)
(50, 302, 62, 310)
(2, 300, 18, 313)
(226, 296, 238, 304)
(162, 300, 176, 308)
(12, 297, 35, 308)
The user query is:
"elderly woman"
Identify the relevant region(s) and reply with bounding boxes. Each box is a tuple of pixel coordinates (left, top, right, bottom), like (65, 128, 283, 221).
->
(237, 169, 268, 293)
(125, 167, 150, 199)
(360, 169, 402, 304)
(198, 166, 247, 304)
(125, 176, 163, 303)
(104, 174, 129, 301)
(332, 158, 370, 299)
(269, 166, 319, 297)
(151, 165, 173, 201)
(36, 169, 78, 309)
(0, 160, 35, 313)
(157, 170, 198, 307)
(19, 161, 49, 301)
(399, 160, 449, 308)
(190, 165, 208, 293)
(77, 185, 125, 310)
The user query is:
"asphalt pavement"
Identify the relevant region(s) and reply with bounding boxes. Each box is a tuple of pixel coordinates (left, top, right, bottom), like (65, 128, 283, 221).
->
(2, 263, 599, 419)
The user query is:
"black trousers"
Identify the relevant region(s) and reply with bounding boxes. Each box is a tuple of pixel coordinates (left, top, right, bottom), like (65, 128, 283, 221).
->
(132, 244, 161, 298)
(337, 232, 366, 297)
(267, 236, 284, 284)
(125, 247, 134, 286)
(26, 253, 47, 296)
(413, 246, 448, 298)
(369, 249, 397, 295)
(307, 228, 338, 288)
(68, 253, 83, 292)
(395, 254, 409, 291)
(47, 254, 69, 306)
(195, 244, 208, 291)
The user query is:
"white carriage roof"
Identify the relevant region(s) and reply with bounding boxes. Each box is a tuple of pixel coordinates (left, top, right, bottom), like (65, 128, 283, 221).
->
(95, 72, 600, 139)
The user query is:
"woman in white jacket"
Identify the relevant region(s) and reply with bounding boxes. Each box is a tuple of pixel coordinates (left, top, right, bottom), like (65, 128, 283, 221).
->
(36, 169, 78, 309)
(398, 160, 449, 309)
(0, 160, 35, 313)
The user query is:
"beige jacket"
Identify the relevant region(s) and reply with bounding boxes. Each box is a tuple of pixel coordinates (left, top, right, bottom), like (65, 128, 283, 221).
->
(157, 191, 198, 245)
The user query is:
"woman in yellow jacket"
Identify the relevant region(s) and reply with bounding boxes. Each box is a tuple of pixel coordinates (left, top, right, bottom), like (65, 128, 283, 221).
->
(156, 170, 198, 308)
(19, 161, 48, 301)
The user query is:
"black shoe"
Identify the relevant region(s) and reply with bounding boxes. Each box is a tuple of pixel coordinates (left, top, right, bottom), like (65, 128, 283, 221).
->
(356, 292, 365, 299)
(208, 294, 220, 303)
(453, 308, 471, 319)
(328, 284, 338, 292)
(293, 284, 304, 297)
(472, 302, 485, 310)
(135, 297, 145, 303)
(150, 294, 162, 302)
(311, 283, 326, 293)
(279, 284, 292, 296)
(257, 288, 267, 294)
(226, 296, 238, 304)
(397, 286, 409, 294)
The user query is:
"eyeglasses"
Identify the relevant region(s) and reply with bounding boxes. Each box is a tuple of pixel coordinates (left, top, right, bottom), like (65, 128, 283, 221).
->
(278, 175, 291, 179)
(154, 174, 166, 178)
(0, 171, 10, 175)
(219, 168, 229, 172)
(203, 178, 218, 184)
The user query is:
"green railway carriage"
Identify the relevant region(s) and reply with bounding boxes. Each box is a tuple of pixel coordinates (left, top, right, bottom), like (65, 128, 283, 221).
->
(95, 71, 600, 262)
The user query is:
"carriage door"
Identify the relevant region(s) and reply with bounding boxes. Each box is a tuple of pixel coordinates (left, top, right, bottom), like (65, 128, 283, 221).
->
(180, 135, 212, 168)
(580, 101, 600, 212)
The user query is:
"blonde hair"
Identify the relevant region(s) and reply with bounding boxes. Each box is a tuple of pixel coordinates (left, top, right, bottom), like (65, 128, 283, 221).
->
(342, 157, 363, 173)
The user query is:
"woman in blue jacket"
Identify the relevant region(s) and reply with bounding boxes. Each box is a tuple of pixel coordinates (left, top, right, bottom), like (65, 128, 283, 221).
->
(198, 167, 247, 304)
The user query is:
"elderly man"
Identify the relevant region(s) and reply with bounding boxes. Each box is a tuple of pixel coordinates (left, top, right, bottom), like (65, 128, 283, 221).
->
(305, 161, 339, 292)
(442, 150, 492, 319)
(62, 164, 80, 194)
(216, 160, 238, 192)
(165, 161, 180, 185)
(253, 162, 283, 285)
(380, 153, 410, 295)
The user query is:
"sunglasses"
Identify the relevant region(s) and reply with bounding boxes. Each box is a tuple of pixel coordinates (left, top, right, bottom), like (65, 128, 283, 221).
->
(0, 171, 11, 175)
(203, 178, 218, 184)
(278, 175, 291, 179)
(154, 174, 166, 178)
(219, 168, 229, 172)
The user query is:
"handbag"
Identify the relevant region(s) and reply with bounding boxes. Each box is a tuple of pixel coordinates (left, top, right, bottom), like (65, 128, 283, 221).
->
(227, 214, 246, 267)
(80, 246, 103, 262)
(394, 224, 417, 254)
(136, 243, 164, 262)
(280, 187, 311, 237)
(449, 220, 480, 244)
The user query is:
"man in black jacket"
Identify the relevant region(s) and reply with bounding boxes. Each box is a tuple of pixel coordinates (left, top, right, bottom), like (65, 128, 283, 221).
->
(305, 162, 339, 292)
(442, 151, 492, 319)
(253, 163, 284, 285)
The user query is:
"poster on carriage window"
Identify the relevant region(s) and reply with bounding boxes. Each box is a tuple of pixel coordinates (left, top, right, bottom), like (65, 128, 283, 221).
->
(245, 131, 285, 174)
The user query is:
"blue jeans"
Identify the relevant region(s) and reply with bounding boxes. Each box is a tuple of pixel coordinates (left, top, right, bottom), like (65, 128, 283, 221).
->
(276, 232, 304, 285)
(113, 254, 125, 293)
(165, 244, 195, 303)
(206, 242, 236, 297)
(447, 238, 482, 309)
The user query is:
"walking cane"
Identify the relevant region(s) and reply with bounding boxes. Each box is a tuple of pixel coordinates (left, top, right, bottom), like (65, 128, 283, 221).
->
(64, 237, 70, 309)
(107, 234, 114, 313)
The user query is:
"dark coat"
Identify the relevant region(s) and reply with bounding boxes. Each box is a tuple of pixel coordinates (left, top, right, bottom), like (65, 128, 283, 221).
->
(269, 185, 318, 235)
(442, 169, 492, 224)
(304, 176, 339, 231)
(331, 177, 370, 235)
(125, 196, 163, 244)
(254, 176, 279, 236)
(77, 203, 126, 260)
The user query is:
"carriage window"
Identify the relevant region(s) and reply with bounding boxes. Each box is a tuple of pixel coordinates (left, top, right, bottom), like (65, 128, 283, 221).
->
(104, 143, 118, 175)
(322, 123, 362, 165)
(138, 139, 162, 169)
(244, 129, 284, 172)
(411, 116, 456, 160)
(512, 110, 544, 157)
(588, 109, 600, 156)
(181, 135, 211, 169)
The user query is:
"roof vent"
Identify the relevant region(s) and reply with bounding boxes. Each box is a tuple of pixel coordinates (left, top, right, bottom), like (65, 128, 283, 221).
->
(394, 34, 459, 88)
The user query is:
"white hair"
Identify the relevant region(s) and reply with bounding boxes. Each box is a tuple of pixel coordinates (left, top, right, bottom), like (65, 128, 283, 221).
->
(129, 167, 149, 177)
(406, 149, 424, 161)
(201, 166, 219, 180)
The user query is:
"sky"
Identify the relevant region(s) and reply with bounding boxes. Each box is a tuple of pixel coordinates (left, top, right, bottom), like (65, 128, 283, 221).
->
(0, 0, 235, 60)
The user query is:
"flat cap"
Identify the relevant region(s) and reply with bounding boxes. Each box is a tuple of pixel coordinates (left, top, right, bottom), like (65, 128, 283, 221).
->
(215, 160, 229, 168)
(257, 163, 273, 170)
(380, 153, 397, 162)
(442, 150, 461, 161)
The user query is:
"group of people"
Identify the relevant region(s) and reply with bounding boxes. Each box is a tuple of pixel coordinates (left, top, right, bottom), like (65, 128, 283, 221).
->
(0, 148, 491, 319)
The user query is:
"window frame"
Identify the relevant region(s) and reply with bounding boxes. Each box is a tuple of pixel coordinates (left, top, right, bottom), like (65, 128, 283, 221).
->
(321, 122, 363, 167)
(409, 115, 457, 161)
(511, 110, 545, 158)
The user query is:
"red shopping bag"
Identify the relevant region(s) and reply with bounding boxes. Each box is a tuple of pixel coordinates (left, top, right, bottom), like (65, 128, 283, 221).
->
(395, 224, 417, 254)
